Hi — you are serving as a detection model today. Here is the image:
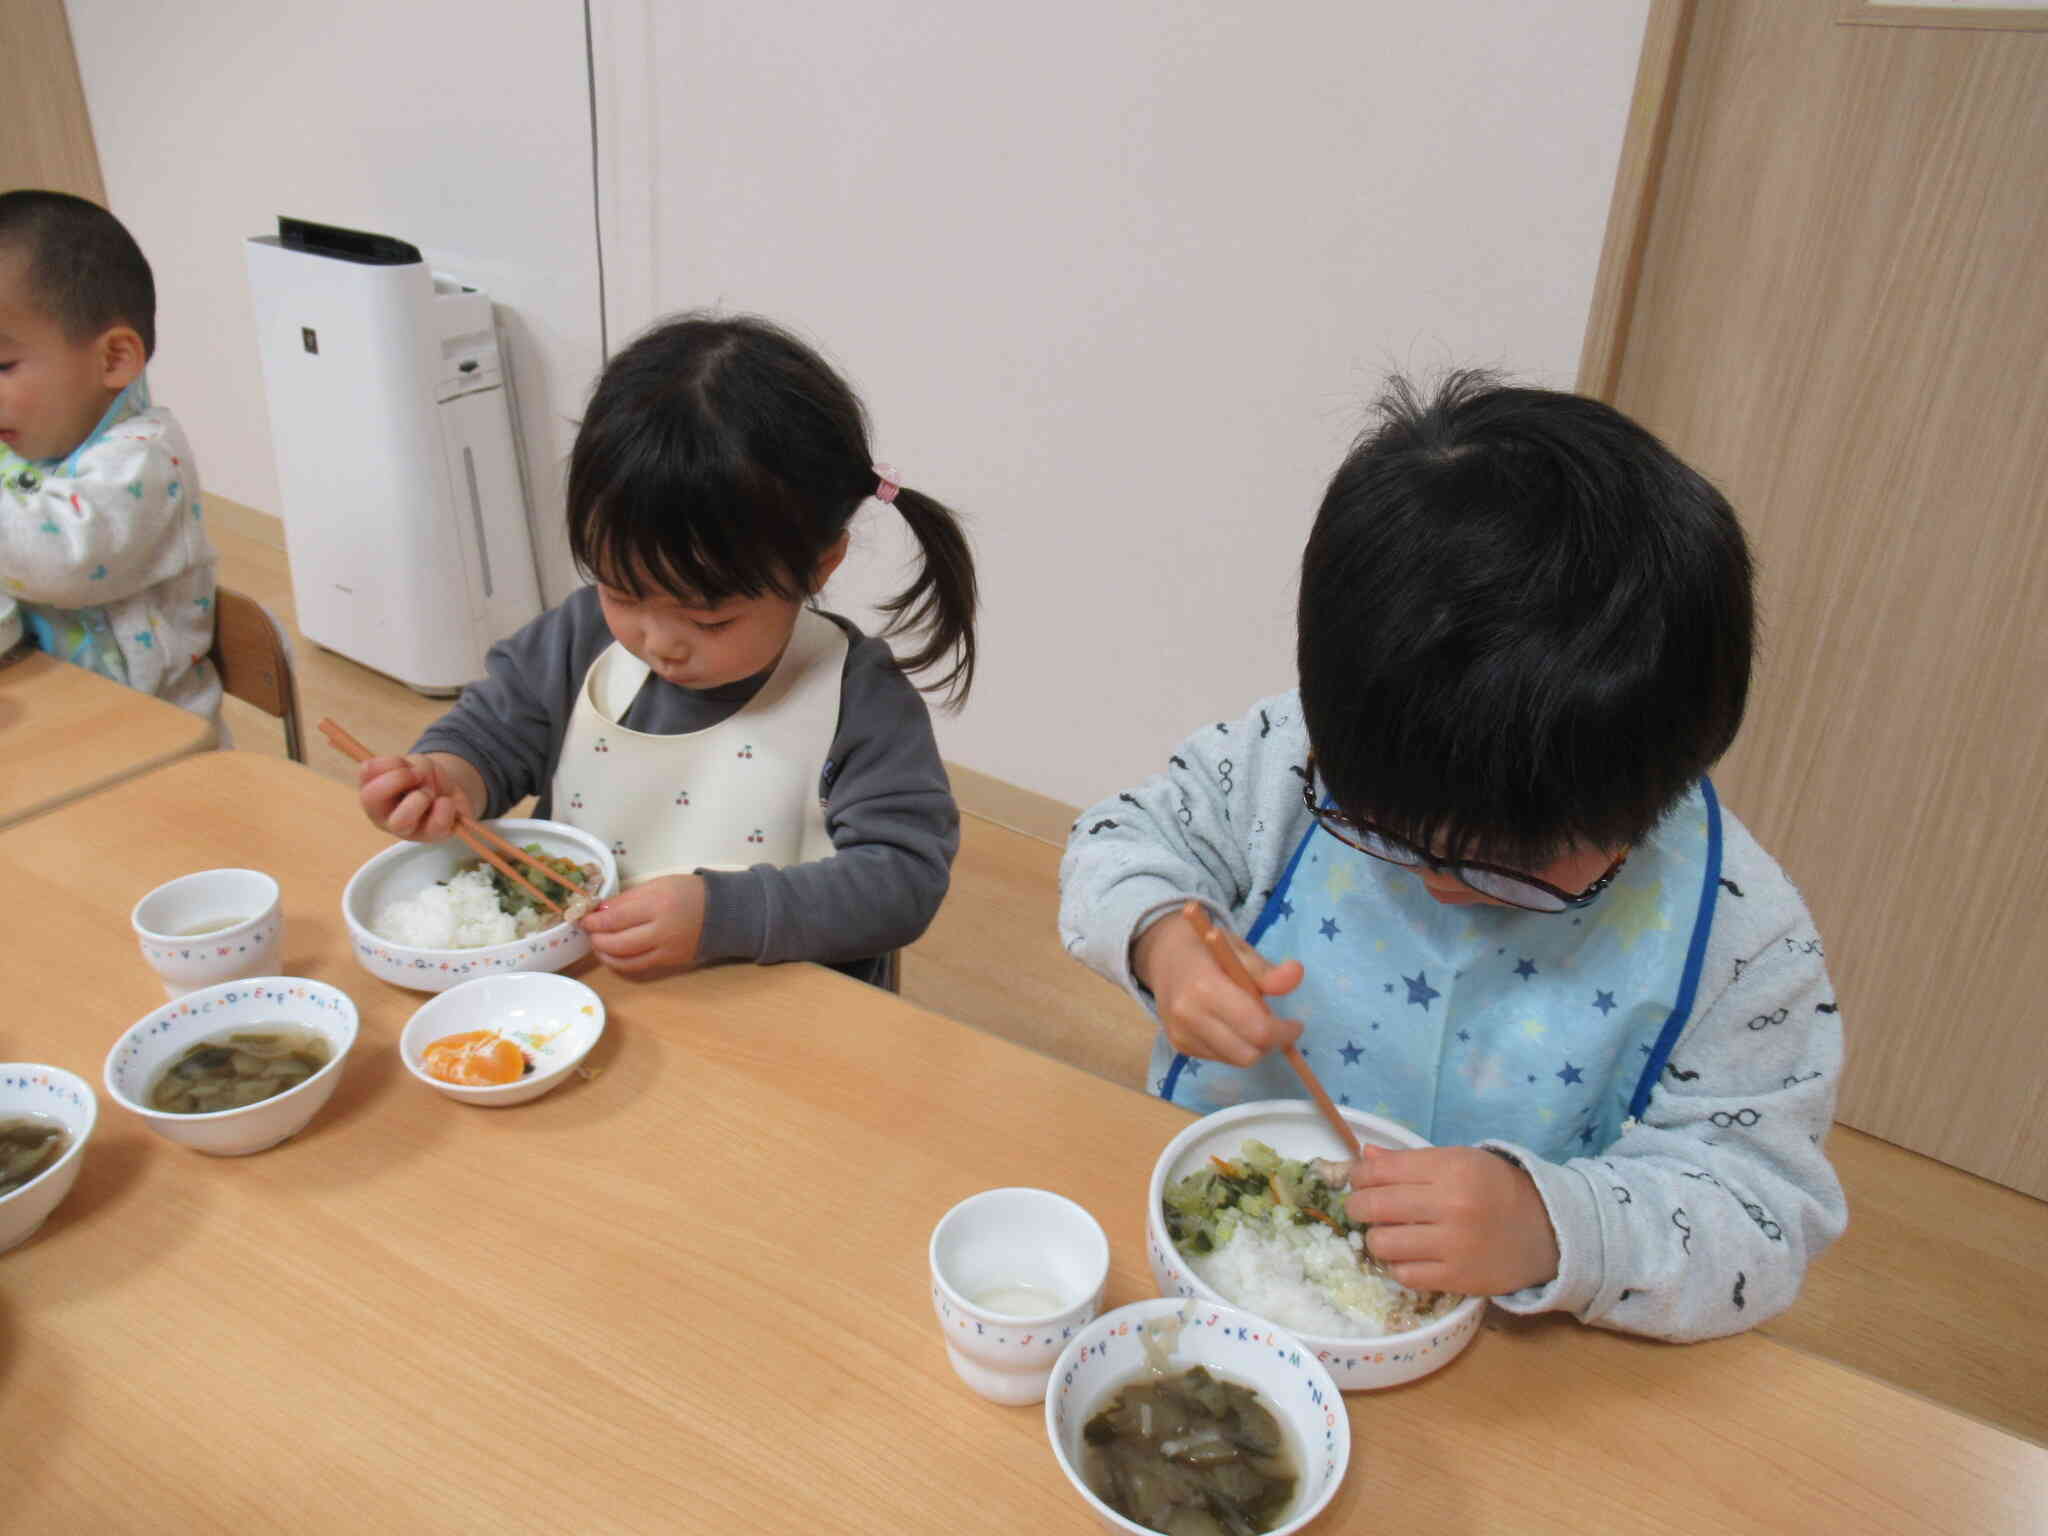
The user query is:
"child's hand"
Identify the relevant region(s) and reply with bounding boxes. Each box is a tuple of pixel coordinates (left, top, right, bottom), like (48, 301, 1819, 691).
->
(1131, 907, 1304, 1067)
(579, 875, 706, 977)
(1344, 1145, 1560, 1297)
(357, 753, 483, 841)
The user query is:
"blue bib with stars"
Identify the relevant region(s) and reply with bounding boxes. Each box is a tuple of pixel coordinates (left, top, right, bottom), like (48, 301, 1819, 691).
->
(1154, 780, 1722, 1165)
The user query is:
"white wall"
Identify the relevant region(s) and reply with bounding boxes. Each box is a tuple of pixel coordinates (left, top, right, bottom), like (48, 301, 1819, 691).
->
(68, 0, 1647, 810)
(608, 0, 1649, 806)
(64, 0, 602, 605)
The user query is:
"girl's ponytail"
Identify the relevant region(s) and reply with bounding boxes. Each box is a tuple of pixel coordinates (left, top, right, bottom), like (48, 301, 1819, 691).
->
(566, 312, 980, 705)
(873, 483, 978, 708)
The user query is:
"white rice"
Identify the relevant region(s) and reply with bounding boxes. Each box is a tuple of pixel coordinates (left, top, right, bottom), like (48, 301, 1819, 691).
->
(371, 868, 550, 950)
(1189, 1220, 1447, 1338)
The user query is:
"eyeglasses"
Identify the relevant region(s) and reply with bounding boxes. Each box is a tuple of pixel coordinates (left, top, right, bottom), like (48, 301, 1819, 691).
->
(1300, 764, 1628, 913)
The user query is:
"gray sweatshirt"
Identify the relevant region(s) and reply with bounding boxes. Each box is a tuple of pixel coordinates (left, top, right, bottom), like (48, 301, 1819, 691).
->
(415, 589, 957, 985)
(1058, 691, 1848, 1342)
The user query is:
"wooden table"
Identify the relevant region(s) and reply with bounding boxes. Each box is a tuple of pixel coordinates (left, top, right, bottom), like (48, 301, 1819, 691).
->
(0, 649, 217, 829)
(1, 753, 2043, 1534)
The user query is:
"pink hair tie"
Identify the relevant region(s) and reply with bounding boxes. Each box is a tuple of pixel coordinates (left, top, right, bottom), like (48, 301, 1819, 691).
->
(872, 462, 901, 504)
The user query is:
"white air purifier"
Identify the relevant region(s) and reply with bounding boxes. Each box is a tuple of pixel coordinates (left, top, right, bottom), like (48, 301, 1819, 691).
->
(246, 217, 543, 695)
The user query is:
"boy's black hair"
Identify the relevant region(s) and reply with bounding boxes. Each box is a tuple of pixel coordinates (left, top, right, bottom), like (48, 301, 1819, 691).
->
(0, 190, 156, 357)
(567, 311, 977, 704)
(1297, 371, 1753, 868)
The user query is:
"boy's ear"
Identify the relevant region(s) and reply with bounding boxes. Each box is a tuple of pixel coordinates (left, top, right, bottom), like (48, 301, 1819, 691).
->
(810, 531, 851, 592)
(96, 326, 147, 392)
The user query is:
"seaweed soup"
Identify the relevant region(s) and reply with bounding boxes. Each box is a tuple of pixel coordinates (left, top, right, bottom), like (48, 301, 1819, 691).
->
(147, 1027, 330, 1115)
(1080, 1362, 1298, 1536)
(0, 1116, 70, 1197)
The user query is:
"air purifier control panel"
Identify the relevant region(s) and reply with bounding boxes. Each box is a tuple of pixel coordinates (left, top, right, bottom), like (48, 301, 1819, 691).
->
(431, 280, 505, 401)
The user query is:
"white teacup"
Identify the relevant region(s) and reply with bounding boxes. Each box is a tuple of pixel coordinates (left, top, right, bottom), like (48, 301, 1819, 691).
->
(132, 870, 284, 999)
(929, 1187, 1110, 1406)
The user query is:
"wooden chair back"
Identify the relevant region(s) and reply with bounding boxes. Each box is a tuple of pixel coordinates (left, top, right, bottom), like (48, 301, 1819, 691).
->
(208, 587, 304, 761)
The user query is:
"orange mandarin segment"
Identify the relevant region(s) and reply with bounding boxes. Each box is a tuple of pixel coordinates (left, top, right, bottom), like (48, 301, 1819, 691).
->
(422, 1030, 526, 1086)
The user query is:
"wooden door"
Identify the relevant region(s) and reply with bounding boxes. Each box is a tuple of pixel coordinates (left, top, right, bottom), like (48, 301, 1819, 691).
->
(1584, 0, 2048, 1196)
(0, 0, 107, 200)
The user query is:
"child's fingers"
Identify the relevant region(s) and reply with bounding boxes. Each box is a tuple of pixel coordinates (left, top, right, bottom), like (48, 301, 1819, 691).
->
(1227, 931, 1304, 998)
(1358, 1220, 1442, 1267)
(1347, 1143, 1431, 1189)
(1378, 1258, 1458, 1294)
(1181, 1014, 1263, 1068)
(1169, 990, 1299, 1067)
(1256, 957, 1304, 999)
(1346, 1180, 1437, 1231)
(586, 921, 655, 959)
(385, 786, 433, 837)
(417, 793, 464, 843)
(360, 763, 419, 810)
(358, 754, 414, 785)
(577, 890, 649, 934)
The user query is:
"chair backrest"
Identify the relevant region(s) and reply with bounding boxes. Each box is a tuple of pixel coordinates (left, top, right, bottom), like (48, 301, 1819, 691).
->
(208, 587, 304, 761)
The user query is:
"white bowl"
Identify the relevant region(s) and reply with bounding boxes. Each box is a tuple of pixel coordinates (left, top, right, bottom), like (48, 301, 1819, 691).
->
(0, 1064, 97, 1254)
(342, 818, 618, 994)
(103, 978, 358, 1155)
(1148, 1101, 1487, 1391)
(1046, 1298, 1349, 1536)
(0, 597, 23, 656)
(398, 972, 606, 1107)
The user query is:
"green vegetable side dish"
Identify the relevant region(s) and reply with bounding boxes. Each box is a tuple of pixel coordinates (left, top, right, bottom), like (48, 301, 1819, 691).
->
(484, 845, 598, 916)
(1162, 1140, 1356, 1259)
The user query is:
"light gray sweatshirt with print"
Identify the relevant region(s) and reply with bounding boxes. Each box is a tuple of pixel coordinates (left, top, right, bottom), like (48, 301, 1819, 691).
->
(1058, 691, 1847, 1343)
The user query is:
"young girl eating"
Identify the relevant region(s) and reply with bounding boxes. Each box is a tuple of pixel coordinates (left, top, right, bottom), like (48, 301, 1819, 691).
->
(357, 313, 977, 988)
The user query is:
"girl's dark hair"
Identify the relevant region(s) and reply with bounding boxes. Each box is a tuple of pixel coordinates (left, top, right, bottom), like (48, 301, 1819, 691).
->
(0, 190, 156, 356)
(567, 312, 977, 704)
(1297, 371, 1753, 867)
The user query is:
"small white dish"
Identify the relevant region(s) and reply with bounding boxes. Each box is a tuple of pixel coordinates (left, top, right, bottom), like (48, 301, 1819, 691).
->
(132, 869, 284, 999)
(1148, 1100, 1488, 1391)
(399, 971, 606, 1107)
(342, 818, 618, 994)
(0, 1064, 97, 1254)
(103, 978, 358, 1156)
(1046, 1298, 1349, 1536)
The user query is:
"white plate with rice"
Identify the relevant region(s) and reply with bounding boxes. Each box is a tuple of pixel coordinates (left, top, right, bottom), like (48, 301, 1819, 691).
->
(1147, 1100, 1488, 1391)
(340, 818, 618, 994)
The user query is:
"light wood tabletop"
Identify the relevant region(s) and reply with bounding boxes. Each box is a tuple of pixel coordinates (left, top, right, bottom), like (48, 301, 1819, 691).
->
(1, 752, 2043, 1534)
(0, 648, 217, 829)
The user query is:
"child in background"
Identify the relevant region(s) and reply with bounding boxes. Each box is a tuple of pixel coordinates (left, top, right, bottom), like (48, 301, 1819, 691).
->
(357, 313, 976, 989)
(1060, 373, 1845, 1342)
(0, 190, 219, 722)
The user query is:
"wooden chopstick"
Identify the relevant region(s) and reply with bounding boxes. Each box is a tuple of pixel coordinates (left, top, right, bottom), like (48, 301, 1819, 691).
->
(316, 718, 592, 919)
(1181, 900, 1363, 1159)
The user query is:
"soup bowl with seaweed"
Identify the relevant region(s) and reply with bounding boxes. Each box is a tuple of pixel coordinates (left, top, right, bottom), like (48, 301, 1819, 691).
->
(1046, 1297, 1348, 1536)
(103, 977, 359, 1156)
(0, 1064, 97, 1254)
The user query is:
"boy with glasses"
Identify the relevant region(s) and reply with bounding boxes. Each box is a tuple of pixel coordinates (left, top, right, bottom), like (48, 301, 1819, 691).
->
(1060, 373, 1845, 1341)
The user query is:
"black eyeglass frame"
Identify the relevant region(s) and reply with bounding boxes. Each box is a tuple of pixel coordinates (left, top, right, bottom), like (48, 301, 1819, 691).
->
(1299, 760, 1629, 913)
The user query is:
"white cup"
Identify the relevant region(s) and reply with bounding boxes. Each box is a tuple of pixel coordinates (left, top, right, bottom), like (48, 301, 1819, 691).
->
(131, 870, 284, 999)
(929, 1187, 1110, 1405)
